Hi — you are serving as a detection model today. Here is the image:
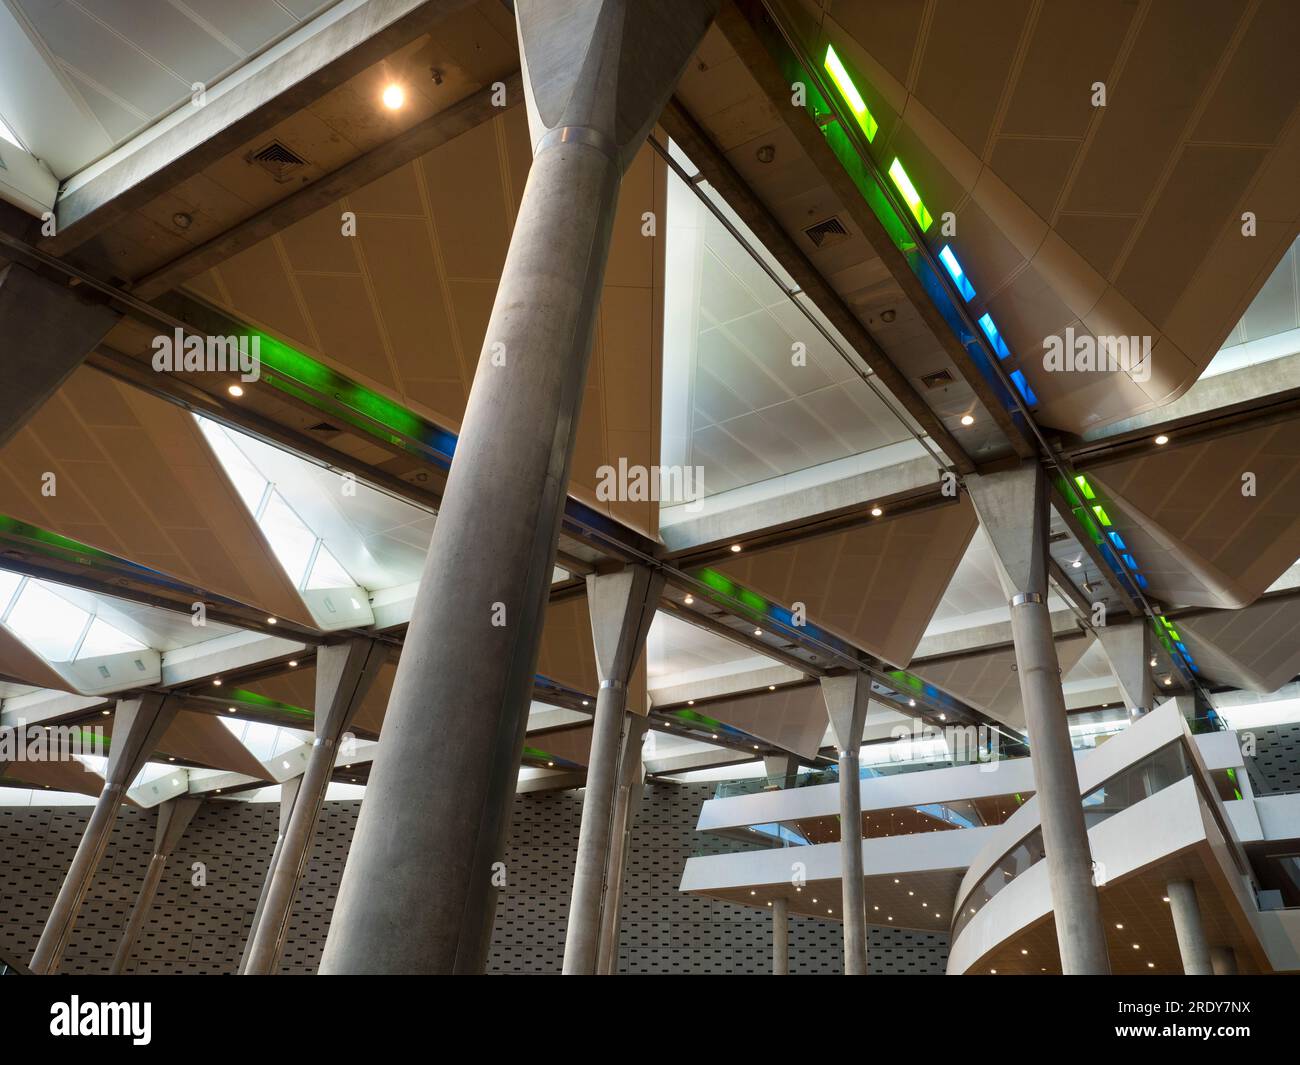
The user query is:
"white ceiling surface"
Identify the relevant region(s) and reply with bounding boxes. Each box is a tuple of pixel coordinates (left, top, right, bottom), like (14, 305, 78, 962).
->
(1220, 236, 1300, 349)
(0, 0, 339, 178)
(220, 423, 434, 592)
(645, 611, 776, 686)
(662, 162, 918, 501)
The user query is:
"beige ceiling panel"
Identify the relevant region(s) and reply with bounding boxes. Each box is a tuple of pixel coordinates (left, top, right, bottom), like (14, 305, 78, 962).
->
(529, 724, 593, 767)
(914, 631, 1092, 729)
(714, 497, 978, 668)
(987, 137, 1080, 223)
(536, 595, 599, 699)
(0, 753, 104, 798)
(0, 368, 312, 626)
(151, 710, 270, 779)
(0, 627, 74, 692)
(826, 0, 923, 92)
(1177, 597, 1300, 694)
(1089, 419, 1300, 608)
(693, 683, 828, 761)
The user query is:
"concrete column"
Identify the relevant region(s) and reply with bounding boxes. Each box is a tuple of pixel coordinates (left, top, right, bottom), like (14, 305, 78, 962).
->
(30, 693, 176, 974)
(0, 261, 120, 448)
(1167, 879, 1213, 975)
(1096, 621, 1155, 717)
(596, 713, 649, 974)
(318, 0, 716, 975)
(110, 797, 201, 974)
(564, 566, 663, 975)
(243, 638, 383, 975)
(237, 775, 302, 974)
(772, 898, 789, 975)
(1210, 946, 1238, 975)
(820, 673, 870, 975)
(968, 463, 1111, 974)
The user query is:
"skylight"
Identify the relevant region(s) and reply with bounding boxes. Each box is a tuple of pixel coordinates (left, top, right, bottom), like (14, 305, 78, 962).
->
(0, 113, 22, 150)
(0, 568, 146, 663)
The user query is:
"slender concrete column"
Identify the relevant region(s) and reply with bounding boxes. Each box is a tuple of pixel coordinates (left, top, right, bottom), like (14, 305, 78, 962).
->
(565, 566, 663, 975)
(772, 898, 789, 975)
(110, 797, 201, 974)
(243, 638, 383, 975)
(1167, 879, 1213, 975)
(596, 713, 649, 974)
(820, 673, 870, 975)
(968, 463, 1111, 974)
(237, 775, 302, 974)
(0, 261, 120, 448)
(31, 693, 176, 974)
(1210, 946, 1238, 975)
(319, 0, 716, 975)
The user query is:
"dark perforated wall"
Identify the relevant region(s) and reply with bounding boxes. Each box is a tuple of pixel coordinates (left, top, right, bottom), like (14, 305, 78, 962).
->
(1244, 723, 1300, 796)
(0, 782, 948, 974)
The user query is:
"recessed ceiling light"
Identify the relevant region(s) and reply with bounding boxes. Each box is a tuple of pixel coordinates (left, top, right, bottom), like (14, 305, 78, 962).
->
(768, 684, 776, 690)
(1163, 677, 1173, 686)
(754, 628, 763, 636)
(1149, 657, 1158, 667)
(101, 710, 111, 716)
(289, 660, 298, 668)
(1132, 943, 1140, 950)
(382, 83, 405, 110)
(227, 384, 244, 397)
(870, 505, 883, 517)
(1154, 434, 1169, 445)
(226, 707, 236, 714)
(730, 544, 742, 553)
(212, 678, 222, 686)
(266, 616, 277, 625)
(687, 700, 694, 706)
(684, 594, 694, 605)
(960, 414, 975, 426)
(282, 760, 291, 770)
(1072, 559, 1083, 568)
(938, 712, 945, 720)
(1147, 961, 1155, 968)
(1020, 949, 1028, 955)
(1115, 923, 1123, 930)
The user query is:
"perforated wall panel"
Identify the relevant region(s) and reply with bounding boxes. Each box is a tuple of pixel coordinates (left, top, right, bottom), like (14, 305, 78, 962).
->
(0, 782, 948, 975)
(1244, 723, 1300, 796)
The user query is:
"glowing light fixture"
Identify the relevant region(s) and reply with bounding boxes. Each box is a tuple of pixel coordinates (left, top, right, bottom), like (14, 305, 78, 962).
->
(824, 45, 877, 142)
(1009, 368, 1038, 406)
(382, 84, 405, 110)
(960, 413, 975, 426)
(870, 505, 883, 517)
(228, 384, 244, 397)
(1154, 434, 1169, 445)
(938, 245, 976, 301)
(888, 158, 932, 231)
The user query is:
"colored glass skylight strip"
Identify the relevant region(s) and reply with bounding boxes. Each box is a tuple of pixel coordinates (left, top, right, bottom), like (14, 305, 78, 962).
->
(977, 314, 1011, 359)
(1009, 368, 1038, 406)
(938, 245, 976, 301)
(888, 158, 932, 231)
(824, 44, 878, 142)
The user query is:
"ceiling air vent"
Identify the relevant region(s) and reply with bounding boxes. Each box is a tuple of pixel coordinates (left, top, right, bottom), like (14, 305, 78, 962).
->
(803, 216, 850, 248)
(307, 422, 341, 434)
(248, 140, 307, 182)
(920, 369, 954, 390)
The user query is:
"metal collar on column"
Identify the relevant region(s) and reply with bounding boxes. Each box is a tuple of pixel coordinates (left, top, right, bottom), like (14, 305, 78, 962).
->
(535, 125, 619, 160)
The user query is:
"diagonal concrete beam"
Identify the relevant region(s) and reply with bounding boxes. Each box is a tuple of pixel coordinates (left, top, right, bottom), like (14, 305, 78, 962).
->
(29, 692, 177, 974)
(42, 0, 479, 256)
(0, 262, 119, 448)
(131, 72, 523, 300)
(109, 796, 202, 974)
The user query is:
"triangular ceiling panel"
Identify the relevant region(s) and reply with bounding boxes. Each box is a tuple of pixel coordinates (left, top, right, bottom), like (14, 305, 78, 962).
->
(686, 683, 828, 762)
(0, 367, 313, 626)
(711, 498, 979, 668)
(1177, 596, 1300, 694)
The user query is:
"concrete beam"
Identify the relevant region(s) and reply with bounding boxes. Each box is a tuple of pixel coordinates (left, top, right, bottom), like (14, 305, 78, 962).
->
(43, 0, 480, 255)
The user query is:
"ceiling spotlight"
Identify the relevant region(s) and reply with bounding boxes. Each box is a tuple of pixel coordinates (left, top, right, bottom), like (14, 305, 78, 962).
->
(382, 83, 406, 110)
(730, 544, 742, 553)
(754, 628, 763, 636)
(289, 660, 299, 668)
(282, 760, 291, 770)
(1163, 677, 1173, 686)
(227, 384, 244, 397)
(687, 699, 694, 706)
(226, 707, 236, 714)
(101, 710, 111, 716)
(684, 594, 694, 605)
(1149, 657, 1158, 667)
(1020, 949, 1028, 955)
(581, 699, 589, 707)
(768, 685, 776, 691)
(960, 414, 975, 426)
(1147, 961, 1155, 969)
(939, 712, 946, 721)
(1154, 434, 1169, 446)
(908, 698, 916, 707)
(1071, 559, 1083, 569)
(212, 678, 222, 686)
(1132, 943, 1140, 950)
(266, 616, 277, 625)
(547, 761, 554, 767)
(870, 505, 883, 517)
